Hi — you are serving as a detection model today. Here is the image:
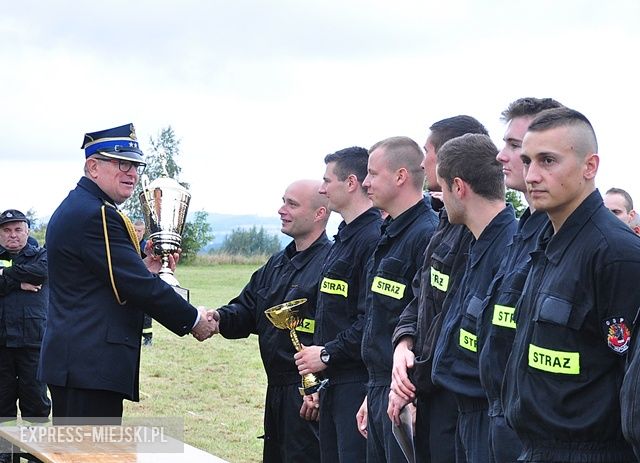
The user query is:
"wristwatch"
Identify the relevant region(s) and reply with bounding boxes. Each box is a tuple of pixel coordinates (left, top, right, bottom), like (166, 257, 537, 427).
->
(320, 348, 331, 365)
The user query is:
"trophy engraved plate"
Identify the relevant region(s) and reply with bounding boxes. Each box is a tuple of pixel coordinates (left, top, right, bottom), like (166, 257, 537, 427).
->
(139, 174, 191, 301)
(265, 298, 328, 396)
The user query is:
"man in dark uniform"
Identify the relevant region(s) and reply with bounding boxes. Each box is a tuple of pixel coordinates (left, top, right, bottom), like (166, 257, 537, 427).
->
(390, 115, 488, 463)
(428, 134, 517, 462)
(502, 108, 640, 462)
(294, 147, 382, 463)
(213, 179, 331, 463)
(38, 123, 217, 424)
(477, 97, 562, 463)
(356, 136, 438, 463)
(134, 220, 154, 347)
(0, 209, 50, 463)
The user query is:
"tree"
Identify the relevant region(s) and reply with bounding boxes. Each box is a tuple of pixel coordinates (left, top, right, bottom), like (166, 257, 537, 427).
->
(181, 210, 214, 262)
(121, 126, 209, 258)
(25, 209, 47, 245)
(220, 226, 282, 256)
(506, 189, 527, 218)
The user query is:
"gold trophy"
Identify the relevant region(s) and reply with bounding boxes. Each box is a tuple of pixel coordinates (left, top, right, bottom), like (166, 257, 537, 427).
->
(139, 157, 191, 301)
(265, 298, 328, 396)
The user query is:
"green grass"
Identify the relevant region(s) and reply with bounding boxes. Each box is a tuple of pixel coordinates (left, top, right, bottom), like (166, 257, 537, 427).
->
(123, 263, 268, 463)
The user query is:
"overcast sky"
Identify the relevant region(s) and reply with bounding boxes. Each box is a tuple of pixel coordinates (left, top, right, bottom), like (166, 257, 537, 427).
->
(2, 0, 639, 222)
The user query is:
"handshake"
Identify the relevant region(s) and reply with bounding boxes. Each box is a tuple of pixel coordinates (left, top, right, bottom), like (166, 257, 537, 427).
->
(191, 307, 220, 341)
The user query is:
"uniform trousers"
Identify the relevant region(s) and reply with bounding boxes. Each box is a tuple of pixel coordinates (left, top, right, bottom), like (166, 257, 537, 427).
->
(366, 385, 408, 463)
(263, 383, 320, 463)
(48, 385, 124, 425)
(0, 347, 50, 421)
(318, 380, 366, 463)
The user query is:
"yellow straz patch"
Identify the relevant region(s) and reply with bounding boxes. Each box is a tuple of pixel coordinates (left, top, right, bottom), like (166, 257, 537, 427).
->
(371, 276, 406, 300)
(492, 304, 517, 329)
(320, 277, 348, 297)
(0, 259, 12, 268)
(459, 328, 477, 352)
(430, 268, 449, 292)
(296, 319, 315, 334)
(528, 344, 580, 375)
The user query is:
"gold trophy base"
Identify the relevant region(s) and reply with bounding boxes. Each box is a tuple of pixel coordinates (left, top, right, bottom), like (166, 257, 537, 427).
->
(300, 375, 328, 396)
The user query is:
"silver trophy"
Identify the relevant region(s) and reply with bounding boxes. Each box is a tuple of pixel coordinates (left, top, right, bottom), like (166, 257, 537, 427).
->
(139, 166, 191, 301)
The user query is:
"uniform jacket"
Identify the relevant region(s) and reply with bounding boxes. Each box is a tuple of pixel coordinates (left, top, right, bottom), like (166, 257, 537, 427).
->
(314, 208, 382, 384)
(217, 234, 332, 386)
(477, 209, 548, 412)
(0, 243, 48, 348)
(503, 190, 640, 461)
(393, 208, 473, 394)
(362, 198, 438, 386)
(432, 205, 517, 398)
(38, 177, 198, 400)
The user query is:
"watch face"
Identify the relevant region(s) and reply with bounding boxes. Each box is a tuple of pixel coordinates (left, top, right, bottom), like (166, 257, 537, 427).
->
(321, 350, 330, 364)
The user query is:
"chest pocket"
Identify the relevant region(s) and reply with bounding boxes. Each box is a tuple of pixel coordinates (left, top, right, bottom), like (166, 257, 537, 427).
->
(321, 259, 352, 298)
(429, 241, 455, 293)
(529, 295, 590, 377)
(371, 257, 408, 301)
(459, 295, 484, 354)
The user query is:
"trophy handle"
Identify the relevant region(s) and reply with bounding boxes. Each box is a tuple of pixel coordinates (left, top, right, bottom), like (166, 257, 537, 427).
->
(289, 329, 303, 352)
(140, 175, 160, 227)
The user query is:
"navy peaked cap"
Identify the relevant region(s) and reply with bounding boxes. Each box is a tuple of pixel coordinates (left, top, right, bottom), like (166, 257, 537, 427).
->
(81, 123, 144, 162)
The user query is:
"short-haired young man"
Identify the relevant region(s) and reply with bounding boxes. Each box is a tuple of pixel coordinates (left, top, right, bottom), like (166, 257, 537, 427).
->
(295, 146, 382, 463)
(429, 133, 517, 462)
(604, 187, 636, 226)
(356, 136, 438, 463)
(503, 108, 640, 462)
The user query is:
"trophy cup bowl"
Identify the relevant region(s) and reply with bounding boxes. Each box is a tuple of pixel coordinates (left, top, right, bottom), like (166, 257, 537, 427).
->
(139, 176, 191, 301)
(265, 298, 328, 396)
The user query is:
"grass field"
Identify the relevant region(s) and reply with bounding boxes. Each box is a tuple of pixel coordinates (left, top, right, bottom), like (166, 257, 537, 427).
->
(123, 263, 268, 463)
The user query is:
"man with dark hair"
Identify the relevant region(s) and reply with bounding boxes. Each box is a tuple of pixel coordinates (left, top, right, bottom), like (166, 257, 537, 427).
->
(355, 136, 438, 463)
(389, 115, 488, 462)
(604, 187, 636, 226)
(477, 97, 563, 463)
(503, 108, 640, 462)
(295, 147, 382, 463)
(428, 134, 517, 462)
(213, 179, 331, 463)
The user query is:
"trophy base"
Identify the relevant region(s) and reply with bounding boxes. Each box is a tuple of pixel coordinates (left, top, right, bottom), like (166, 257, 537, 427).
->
(299, 378, 328, 396)
(159, 272, 190, 302)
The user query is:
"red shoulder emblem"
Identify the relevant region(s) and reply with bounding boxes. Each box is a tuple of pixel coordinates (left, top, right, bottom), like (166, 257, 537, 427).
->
(604, 317, 631, 354)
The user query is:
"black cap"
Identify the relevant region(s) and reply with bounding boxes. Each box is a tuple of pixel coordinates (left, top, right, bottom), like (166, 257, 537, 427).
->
(0, 209, 30, 227)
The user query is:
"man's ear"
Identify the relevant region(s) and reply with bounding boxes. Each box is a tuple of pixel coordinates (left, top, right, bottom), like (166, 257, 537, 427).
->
(583, 153, 599, 180)
(452, 177, 466, 198)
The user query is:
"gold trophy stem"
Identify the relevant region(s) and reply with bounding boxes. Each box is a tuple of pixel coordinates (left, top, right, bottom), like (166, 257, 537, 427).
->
(289, 329, 303, 351)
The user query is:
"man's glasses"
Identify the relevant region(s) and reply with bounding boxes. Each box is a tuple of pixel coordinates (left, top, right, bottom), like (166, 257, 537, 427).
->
(94, 157, 146, 175)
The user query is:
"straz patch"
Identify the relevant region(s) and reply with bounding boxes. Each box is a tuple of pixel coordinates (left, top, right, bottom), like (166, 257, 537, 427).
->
(604, 317, 631, 354)
(492, 304, 517, 329)
(320, 277, 348, 297)
(296, 318, 315, 334)
(528, 344, 580, 375)
(459, 328, 477, 352)
(430, 268, 449, 292)
(371, 276, 406, 300)
(0, 259, 12, 268)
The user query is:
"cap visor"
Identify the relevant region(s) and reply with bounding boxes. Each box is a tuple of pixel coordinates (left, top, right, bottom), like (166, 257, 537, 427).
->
(97, 151, 144, 162)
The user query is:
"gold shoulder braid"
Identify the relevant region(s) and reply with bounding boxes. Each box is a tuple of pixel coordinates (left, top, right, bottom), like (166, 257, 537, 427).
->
(100, 202, 141, 305)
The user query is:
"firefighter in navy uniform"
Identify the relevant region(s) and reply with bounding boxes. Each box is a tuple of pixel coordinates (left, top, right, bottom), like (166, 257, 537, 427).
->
(477, 97, 563, 463)
(356, 136, 439, 463)
(213, 179, 331, 463)
(38, 124, 216, 424)
(502, 108, 640, 463)
(0, 209, 51, 463)
(294, 147, 382, 463)
(390, 115, 488, 463)
(429, 134, 517, 462)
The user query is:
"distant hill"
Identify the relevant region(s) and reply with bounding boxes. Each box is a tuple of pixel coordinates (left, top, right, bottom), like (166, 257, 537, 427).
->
(199, 212, 288, 252)
(195, 212, 341, 253)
